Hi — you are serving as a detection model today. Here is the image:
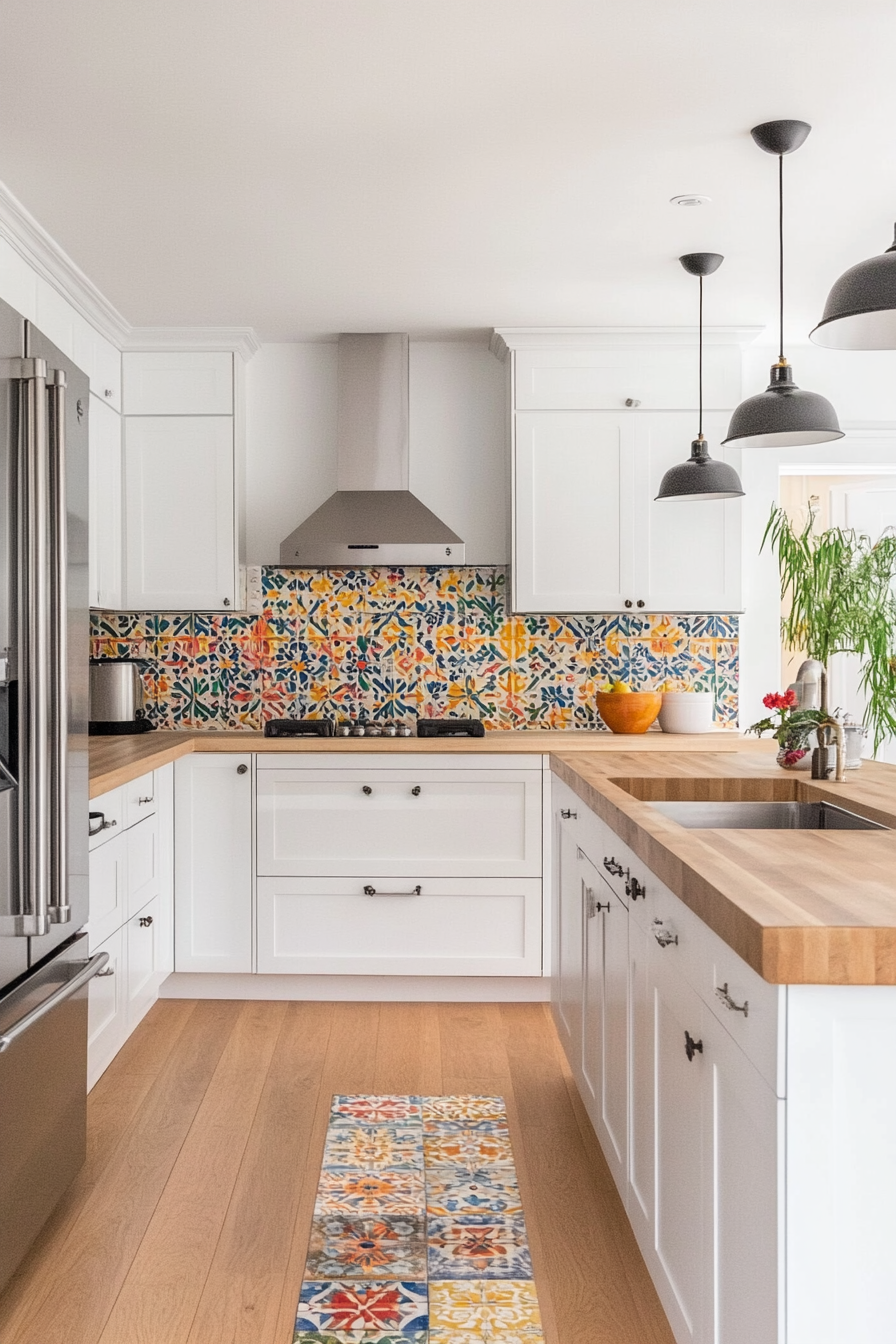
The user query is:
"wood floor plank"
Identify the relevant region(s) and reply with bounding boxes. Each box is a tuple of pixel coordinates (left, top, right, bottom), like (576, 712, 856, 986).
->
(185, 1001, 333, 1344)
(272, 1001, 382, 1343)
(3, 998, 242, 1344)
(373, 1001, 442, 1095)
(438, 1001, 514, 1095)
(0, 1000, 196, 1341)
(97, 1000, 288, 1344)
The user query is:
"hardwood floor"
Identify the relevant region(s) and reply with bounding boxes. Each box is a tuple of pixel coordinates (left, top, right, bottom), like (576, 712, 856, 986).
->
(0, 1001, 675, 1344)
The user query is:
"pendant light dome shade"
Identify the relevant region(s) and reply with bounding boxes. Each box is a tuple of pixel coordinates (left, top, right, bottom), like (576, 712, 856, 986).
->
(656, 252, 744, 502)
(725, 119, 842, 448)
(655, 437, 745, 501)
(810, 227, 896, 348)
(723, 361, 843, 449)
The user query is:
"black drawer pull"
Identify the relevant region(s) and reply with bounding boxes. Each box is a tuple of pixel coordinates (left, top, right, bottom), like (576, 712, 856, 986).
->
(685, 1030, 703, 1062)
(363, 884, 422, 897)
(139, 915, 154, 928)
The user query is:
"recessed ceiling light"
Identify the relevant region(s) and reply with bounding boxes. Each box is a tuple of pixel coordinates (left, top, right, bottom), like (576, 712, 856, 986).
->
(670, 194, 711, 207)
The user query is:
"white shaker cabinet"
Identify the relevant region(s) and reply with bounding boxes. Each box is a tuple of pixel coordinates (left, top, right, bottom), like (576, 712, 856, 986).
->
(122, 350, 233, 415)
(88, 394, 123, 609)
(174, 754, 252, 973)
(124, 414, 236, 610)
(497, 331, 747, 615)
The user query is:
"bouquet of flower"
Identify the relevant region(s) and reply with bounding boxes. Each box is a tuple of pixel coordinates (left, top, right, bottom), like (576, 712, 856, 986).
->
(747, 689, 826, 767)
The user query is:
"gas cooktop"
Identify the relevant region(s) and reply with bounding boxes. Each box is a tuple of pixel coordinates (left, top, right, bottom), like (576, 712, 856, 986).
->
(263, 717, 485, 739)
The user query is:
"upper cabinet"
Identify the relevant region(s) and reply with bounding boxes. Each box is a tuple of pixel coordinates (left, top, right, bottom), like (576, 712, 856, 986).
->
(119, 350, 243, 611)
(496, 331, 747, 615)
(123, 351, 233, 415)
(89, 395, 123, 610)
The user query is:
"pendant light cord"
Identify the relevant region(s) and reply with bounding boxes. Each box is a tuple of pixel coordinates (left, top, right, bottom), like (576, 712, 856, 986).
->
(778, 153, 785, 362)
(698, 273, 704, 438)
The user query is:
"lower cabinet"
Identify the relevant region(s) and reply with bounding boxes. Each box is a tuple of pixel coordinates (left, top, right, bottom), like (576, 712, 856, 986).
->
(174, 753, 253, 973)
(552, 774, 780, 1344)
(87, 764, 174, 1089)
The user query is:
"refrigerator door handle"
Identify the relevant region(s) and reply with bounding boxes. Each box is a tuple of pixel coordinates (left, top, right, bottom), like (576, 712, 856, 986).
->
(10, 357, 52, 938)
(0, 951, 108, 1053)
(47, 370, 69, 924)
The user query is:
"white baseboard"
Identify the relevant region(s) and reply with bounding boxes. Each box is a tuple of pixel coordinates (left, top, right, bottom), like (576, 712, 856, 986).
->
(158, 973, 551, 1003)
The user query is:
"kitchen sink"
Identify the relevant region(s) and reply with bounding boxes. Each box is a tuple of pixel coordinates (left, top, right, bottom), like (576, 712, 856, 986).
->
(648, 800, 888, 831)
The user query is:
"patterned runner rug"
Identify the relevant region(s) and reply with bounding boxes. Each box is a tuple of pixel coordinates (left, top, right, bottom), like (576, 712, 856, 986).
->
(293, 1094, 545, 1342)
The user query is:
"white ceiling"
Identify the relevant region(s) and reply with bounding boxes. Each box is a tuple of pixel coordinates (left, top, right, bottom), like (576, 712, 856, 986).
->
(1, 0, 894, 342)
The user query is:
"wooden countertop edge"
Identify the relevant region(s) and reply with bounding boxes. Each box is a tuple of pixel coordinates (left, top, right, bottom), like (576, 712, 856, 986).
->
(550, 751, 896, 987)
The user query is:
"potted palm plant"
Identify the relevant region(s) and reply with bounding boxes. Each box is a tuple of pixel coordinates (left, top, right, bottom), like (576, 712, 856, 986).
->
(761, 504, 896, 755)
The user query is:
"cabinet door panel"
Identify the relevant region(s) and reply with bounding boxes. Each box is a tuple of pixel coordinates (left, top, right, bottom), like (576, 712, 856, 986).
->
(601, 882, 629, 1194)
(88, 835, 126, 948)
(123, 351, 233, 415)
(628, 914, 654, 1246)
(643, 412, 742, 613)
(127, 895, 160, 1028)
(513, 412, 637, 612)
(653, 950, 706, 1344)
(126, 815, 158, 919)
(88, 395, 122, 609)
(124, 415, 234, 610)
(174, 755, 252, 972)
(553, 812, 584, 1064)
(87, 925, 125, 1091)
(705, 1015, 780, 1344)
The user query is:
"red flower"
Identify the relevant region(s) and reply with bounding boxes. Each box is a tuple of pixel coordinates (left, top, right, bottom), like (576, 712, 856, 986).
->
(763, 689, 798, 711)
(783, 688, 798, 708)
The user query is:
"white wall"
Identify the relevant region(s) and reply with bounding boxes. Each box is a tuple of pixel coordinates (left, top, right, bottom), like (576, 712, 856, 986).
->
(244, 338, 508, 566)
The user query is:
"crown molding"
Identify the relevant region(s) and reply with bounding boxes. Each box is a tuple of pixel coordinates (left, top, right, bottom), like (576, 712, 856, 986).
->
(0, 178, 131, 346)
(123, 326, 262, 361)
(490, 326, 764, 359)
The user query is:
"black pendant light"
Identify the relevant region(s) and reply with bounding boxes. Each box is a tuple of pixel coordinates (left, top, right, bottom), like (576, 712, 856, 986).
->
(723, 120, 843, 449)
(811, 226, 896, 349)
(656, 253, 744, 502)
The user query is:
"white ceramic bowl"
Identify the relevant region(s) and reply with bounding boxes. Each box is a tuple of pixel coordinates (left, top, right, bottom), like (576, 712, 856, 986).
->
(658, 691, 715, 734)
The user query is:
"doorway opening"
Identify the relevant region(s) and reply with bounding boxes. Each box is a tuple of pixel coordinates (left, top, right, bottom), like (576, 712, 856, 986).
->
(778, 467, 896, 763)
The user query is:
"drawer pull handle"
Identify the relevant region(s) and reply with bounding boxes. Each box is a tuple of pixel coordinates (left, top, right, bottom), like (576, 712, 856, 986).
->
(603, 856, 625, 877)
(362, 785, 373, 796)
(716, 982, 749, 1017)
(89, 812, 117, 836)
(684, 1030, 703, 1062)
(363, 884, 422, 897)
(139, 915, 154, 928)
(96, 966, 115, 977)
(137, 795, 153, 805)
(652, 918, 678, 948)
(625, 874, 645, 900)
(411, 785, 421, 796)
(586, 888, 611, 918)
(561, 808, 577, 819)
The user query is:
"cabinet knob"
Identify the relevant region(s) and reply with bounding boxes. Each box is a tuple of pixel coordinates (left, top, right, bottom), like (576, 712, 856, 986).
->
(684, 1030, 703, 1062)
(223, 597, 231, 607)
(716, 983, 749, 1017)
(411, 785, 422, 796)
(625, 874, 645, 900)
(237, 764, 248, 775)
(137, 795, 153, 805)
(362, 785, 373, 796)
(624, 599, 633, 609)
(103, 388, 114, 398)
(561, 808, 577, 819)
(586, 888, 611, 918)
(139, 915, 154, 928)
(624, 398, 641, 408)
(637, 599, 645, 609)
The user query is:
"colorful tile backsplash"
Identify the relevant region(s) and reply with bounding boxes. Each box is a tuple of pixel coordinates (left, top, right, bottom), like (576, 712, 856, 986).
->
(90, 566, 739, 731)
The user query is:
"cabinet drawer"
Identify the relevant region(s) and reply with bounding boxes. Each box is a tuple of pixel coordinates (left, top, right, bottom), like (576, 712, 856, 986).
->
(127, 814, 159, 918)
(257, 769, 542, 877)
(89, 786, 125, 851)
(700, 922, 783, 1095)
(257, 876, 542, 976)
(123, 770, 157, 827)
(88, 834, 126, 947)
(641, 878, 706, 994)
(87, 925, 125, 1090)
(514, 346, 740, 411)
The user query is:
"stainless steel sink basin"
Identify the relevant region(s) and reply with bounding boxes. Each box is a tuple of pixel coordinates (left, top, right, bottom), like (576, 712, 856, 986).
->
(649, 800, 888, 831)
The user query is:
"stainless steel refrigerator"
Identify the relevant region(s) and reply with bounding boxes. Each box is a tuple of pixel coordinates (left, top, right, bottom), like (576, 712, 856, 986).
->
(0, 295, 108, 1292)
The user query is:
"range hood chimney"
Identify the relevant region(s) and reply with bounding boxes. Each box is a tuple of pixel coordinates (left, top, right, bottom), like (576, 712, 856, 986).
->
(280, 333, 465, 566)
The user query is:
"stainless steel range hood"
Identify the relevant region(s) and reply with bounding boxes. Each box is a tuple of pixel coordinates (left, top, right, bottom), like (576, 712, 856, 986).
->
(280, 333, 465, 566)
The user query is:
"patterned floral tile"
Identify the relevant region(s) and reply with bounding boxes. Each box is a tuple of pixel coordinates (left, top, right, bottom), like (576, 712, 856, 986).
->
(423, 1129, 515, 1173)
(305, 1216, 426, 1280)
(426, 1171, 524, 1220)
(422, 1098, 508, 1123)
(314, 1170, 427, 1218)
(295, 1280, 427, 1340)
(427, 1217, 533, 1280)
(323, 1125, 424, 1174)
(428, 1279, 544, 1340)
(332, 1097, 423, 1126)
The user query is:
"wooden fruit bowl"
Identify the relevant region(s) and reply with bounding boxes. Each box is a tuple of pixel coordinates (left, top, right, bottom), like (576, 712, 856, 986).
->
(595, 690, 663, 734)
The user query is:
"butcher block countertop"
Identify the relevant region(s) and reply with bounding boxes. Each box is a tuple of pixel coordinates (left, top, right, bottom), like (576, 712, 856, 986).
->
(87, 727, 748, 796)
(552, 748, 896, 986)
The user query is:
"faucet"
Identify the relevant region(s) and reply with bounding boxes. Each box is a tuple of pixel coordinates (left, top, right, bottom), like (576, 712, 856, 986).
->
(811, 718, 846, 782)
